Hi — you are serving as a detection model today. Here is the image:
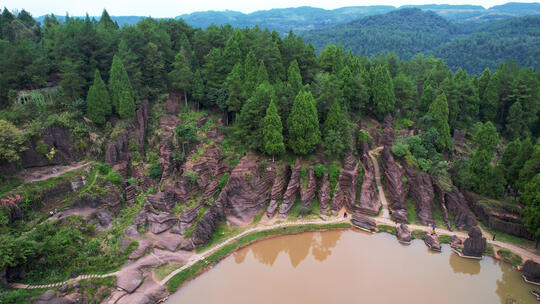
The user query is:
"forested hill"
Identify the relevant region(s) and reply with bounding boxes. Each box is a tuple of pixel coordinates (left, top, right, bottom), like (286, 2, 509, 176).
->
(303, 9, 456, 62)
(302, 8, 540, 74)
(33, 2, 540, 33)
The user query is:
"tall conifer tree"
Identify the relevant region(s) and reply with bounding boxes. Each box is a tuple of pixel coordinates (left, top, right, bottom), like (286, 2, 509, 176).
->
(263, 100, 285, 160)
(87, 69, 111, 124)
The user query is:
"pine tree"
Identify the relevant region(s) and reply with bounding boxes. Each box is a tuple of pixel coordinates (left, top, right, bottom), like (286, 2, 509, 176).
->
(223, 35, 242, 74)
(287, 60, 303, 96)
(87, 69, 111, 124)
(370, 65, 395, 120)
(474, 121, 499, 155)
(256, 60, 269, 85)
(243, 50, 258, 96)
(419, 84, 435, 115)
(169, 48, 193, 106)
(263, 100, 285, 160)
(481, 71, 499, 123)
(287, 91, 321, 155)
(339, 66, 355, 112)
(506, 101, 526, 140)
(225, 63, 245, 117)
(192, 70, 205, 108)
(478, 68, 491, 102)
(428, 93, 451, 149)
(118, 87, 136, 119)
(323, 100, 349, 158)
(109, 55, 135, 116)
(236, 82, 275, 150)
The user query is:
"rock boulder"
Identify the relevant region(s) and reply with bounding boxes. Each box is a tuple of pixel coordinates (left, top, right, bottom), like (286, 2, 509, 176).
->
(462, 226, 486, 257)
(523, 260, 540, 284)
(351, 213, 376, 231)
(397, 224, 412, 243)
(424, 233, 441, 251)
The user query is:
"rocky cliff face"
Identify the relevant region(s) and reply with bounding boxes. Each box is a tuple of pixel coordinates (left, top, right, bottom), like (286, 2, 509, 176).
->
(222, 155, 274, 224)
(20, 125, 80, 168)
(334, 152, 359, 213)
(445, 186, 477, 231)
(300, 168, 317, 209)
(353, 153, 380, 215)
(381, 146, 408, 223)
(406, 167, 435, 225)
(265, 166, 288, 218)
(318, 172, 331, 216)
(523, 260, 540, 284)
(278, 160, 301, 218)
(465, 192, 533, 240)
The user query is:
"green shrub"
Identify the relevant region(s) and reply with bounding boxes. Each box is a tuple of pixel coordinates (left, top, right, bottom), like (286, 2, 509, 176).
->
(391, 142, 409, 158)
(97, 163, 111, 175)
(35, 140, 48, 155)
(314, 164, 326, 179)
(106, 170, 123, 184)
(298, 205, 311, 216)
(149, 165, 163, 180)
(218, 173, 230, 191)
(498, 248, 523, 266)
(128, 139, 139, 152)
(183, 171, 200, 185)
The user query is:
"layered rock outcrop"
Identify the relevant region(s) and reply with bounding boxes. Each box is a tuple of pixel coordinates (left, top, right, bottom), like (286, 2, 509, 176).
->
(265, 166, 288, 218)
(465, 192, 532, 240)
(20, 126, 80, 168)
(333, 152, 358, 213)
(462, 226, 486, 257)
(300, 168, 316, 208)
(221, 156, 274, 224)
(278, 160, 301, 218)
(351, 213, 376, 231)
(381, 146, 408, 223)
(406, 167, 435, 225)
(318, 172, 331, 216)
(445, 186, 477, 231)
(352, 154, 380, 215)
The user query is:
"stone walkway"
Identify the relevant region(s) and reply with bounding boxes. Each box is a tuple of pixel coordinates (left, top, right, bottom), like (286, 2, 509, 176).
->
(369, 147, 390, 219)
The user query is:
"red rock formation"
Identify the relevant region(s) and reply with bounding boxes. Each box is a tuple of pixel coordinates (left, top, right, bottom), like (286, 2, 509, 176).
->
(318, 172, 331, 216)
(353, 154, 380, 215)
(221, 155, 274, 224)
(278, 160, 301, 218)
(266, 166, 288, 218)
(171, 206, 199, 235)
(406, 167, 435, 225)
(381, 146, 408, 223)
(333, 152, 358, 213)
(462, 226, 486, 257)
(444, 186, 477, 231)
(300, 168, 316, 208)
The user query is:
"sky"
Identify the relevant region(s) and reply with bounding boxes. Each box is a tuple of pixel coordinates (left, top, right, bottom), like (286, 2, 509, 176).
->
(3, 0, 540, 18)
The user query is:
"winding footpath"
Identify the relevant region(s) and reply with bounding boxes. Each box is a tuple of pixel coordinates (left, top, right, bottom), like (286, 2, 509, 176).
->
(10, 149, 540, 290)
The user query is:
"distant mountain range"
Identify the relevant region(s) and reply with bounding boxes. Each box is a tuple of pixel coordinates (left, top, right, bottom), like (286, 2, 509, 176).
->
(302, 8, 540, 74)
(35, 2, 540, 34)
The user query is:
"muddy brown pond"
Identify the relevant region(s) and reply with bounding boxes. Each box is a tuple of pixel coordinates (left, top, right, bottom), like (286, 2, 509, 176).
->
(166, 230, 537, 304)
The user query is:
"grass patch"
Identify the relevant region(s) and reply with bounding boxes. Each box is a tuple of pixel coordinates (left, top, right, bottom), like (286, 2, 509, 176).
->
(154, 262, 184, 281)
(0, 288, 46, 304)
(252, 206, 267, 224)
(432, 199, 447, 229)
(288, 198, 301, 220)
(377, 224, 397, 235)
(196, 223, 242, 253)
(168, 222, 351, 292)
(412, 229, 425, 240)
(485, 243, 495, 257)
(439, 235, 451, 244)
(477, 222, 536, 250)
(311, 199, 321, 218)
(407, 197, 419, 225)
(498, 248, 523, 266)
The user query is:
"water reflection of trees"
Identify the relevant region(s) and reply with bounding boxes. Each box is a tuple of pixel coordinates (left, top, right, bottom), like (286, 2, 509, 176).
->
(448, 253, 481, 275)
(233, 231, 342, 267)
(495, 260, 536, 304)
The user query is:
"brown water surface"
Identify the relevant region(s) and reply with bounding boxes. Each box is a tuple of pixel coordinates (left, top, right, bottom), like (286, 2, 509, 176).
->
(166, 229, 537, 304)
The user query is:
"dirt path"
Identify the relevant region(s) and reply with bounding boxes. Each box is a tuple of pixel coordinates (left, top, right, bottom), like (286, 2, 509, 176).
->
(368, 147, 390, 219)
(19, 161, 92, 183)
